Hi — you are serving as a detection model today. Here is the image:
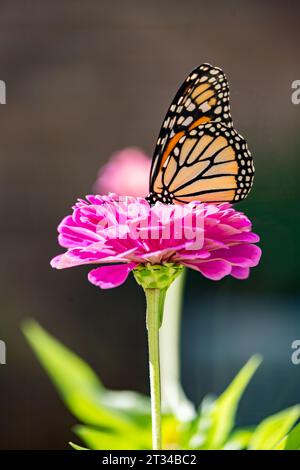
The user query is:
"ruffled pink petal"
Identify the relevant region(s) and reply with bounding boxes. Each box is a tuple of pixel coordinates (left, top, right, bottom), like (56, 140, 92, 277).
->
(231, 266, 250, 279)
(225, 232, 260, 244)
(211, 244, 262, 267)
(57, 215, 101, 248)
(50, 252, 100, 269)
(50, 255, 63, 268)
(185, 259, 232, 280)
(88, 262, 137, 289)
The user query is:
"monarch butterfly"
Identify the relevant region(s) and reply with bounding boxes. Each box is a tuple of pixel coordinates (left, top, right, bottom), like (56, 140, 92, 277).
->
(147, 63, 254, 205)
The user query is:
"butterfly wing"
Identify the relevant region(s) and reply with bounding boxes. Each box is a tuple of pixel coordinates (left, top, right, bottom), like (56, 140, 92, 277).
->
(150, 63, 232, 189)
(149, 122, 254, 204)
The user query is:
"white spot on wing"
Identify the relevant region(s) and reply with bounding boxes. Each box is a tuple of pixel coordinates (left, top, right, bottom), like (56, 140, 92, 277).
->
(187, 102, 196, 111)
(182, 116, 193, 126)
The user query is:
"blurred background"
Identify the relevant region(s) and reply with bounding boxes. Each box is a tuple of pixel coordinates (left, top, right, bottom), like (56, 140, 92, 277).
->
(0, 0, 300, 449)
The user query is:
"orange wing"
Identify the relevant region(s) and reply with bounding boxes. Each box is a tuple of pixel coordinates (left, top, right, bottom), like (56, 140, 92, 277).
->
(148, 122, 254, 204)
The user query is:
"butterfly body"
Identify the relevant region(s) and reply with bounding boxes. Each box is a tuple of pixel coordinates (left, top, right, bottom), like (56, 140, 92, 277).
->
(147, 63, 254, 205)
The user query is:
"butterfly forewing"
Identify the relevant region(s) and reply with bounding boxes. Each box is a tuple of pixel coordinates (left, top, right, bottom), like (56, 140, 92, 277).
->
(150, 63, 232, 188)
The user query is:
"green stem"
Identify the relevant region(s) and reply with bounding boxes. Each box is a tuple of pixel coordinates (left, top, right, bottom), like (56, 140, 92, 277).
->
(144, 288, 165, 450)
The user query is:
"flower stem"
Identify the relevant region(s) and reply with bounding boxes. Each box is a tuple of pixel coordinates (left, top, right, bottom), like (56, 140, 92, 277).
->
(144, 288, 166, 450)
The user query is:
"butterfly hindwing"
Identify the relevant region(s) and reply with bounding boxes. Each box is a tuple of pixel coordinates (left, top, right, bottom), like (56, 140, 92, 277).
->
(150, 63, 232, 187)
(150, 122, 254, 204)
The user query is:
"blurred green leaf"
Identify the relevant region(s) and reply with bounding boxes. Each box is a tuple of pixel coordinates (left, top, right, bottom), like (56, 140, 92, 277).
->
(162, 414, 186, 449)
(190, 355, 262, 449)
(249, 406, 300, 450)
(222, 429, 253, 450)
(24, 321, 300, 451)
(74, 425, 150, 450)
(23, 320, 150, 433)
(23, 319, 103, 395)
(73, 414, 186, 450)
(188, 395, 215, 449)
(284, 423, 300, 450)
(101, 390, 150, 422)
(69, 442, 89, 450)
(272, 438, 286, 450)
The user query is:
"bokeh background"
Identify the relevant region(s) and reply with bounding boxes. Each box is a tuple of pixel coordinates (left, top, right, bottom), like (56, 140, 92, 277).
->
(0, 0, 300, 449)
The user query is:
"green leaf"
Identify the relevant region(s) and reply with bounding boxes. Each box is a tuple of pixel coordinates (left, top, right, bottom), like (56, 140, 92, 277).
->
(222, 428, 254, 450)
(74, 425, 150, 450)
(249, 406, 300, 450)
(69, 442, 89, 450)
(23, 319, 103, 395)
(284, 423, 300, 450)
(101, 390, 150, 422)
(22, 320, 150, 433)
(190, 355, 262, 449)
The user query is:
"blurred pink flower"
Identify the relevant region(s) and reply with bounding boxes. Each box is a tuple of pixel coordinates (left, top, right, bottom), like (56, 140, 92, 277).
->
(94, 148, 151, 197)
(51, 194, 261, 289)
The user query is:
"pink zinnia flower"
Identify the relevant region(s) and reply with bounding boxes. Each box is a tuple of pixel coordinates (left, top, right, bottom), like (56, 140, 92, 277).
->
(51, 194, 261, 289)
(94, 148, 151, 197)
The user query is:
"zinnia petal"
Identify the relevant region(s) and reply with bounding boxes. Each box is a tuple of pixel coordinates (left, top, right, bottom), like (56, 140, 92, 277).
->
(185, 259, 232, 280)
(231, 266, 250, 279)
(88, 262, 137, 289)
(211, 244, 262, 267)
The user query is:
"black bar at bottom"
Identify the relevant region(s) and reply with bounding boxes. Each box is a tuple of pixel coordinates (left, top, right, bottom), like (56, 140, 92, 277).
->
(0, 450, 298, 464)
